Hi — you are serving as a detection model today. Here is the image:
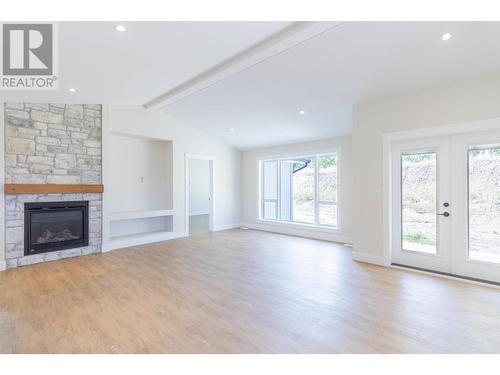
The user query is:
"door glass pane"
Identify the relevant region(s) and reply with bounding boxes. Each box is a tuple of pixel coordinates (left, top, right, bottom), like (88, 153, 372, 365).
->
(468, 147, 500, 264)
(401, 152, 437, 254)
(292, 158, 315, 224)
(318, 154, 338, 226)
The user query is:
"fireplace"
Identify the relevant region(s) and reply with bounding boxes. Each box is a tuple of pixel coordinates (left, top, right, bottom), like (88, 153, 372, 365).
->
(24, 201, 89, 256)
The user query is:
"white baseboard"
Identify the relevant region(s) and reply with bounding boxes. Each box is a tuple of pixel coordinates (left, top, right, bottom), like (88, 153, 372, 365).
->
(242, 221, 352, 244)
(0, 260, 6, 272)
(102, 231, 188, 252)
(189, 211, 210, 216)
(351, 251, 387, 266)
(213, 223, 242, 232)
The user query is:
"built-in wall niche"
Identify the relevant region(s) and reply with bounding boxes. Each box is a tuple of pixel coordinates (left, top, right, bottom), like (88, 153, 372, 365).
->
(110, 216, 173, 241)
(108, 132, 173, 213)
(106, 131, 174, 248)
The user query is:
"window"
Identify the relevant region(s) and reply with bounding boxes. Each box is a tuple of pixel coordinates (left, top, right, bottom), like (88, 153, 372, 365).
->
(259, 152, 339, 228)
(262, 160, 278, 220)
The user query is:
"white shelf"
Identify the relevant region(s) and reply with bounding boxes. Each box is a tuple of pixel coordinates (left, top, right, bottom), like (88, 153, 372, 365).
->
(110, 229, 169, 242)
(109, 209, 174, 221)
(105, 230, 184, 252)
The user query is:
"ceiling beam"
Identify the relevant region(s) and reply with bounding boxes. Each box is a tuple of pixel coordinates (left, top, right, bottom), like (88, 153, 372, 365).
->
(144, 21, 345, 111)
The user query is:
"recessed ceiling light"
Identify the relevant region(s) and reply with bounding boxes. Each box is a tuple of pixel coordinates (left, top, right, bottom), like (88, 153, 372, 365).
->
(68, 88, 76, 93)
(299, 110, 305, 115)
(114, 24, 127, 32)
(441, 33, 452, 41)
(228, 128, 235, 132)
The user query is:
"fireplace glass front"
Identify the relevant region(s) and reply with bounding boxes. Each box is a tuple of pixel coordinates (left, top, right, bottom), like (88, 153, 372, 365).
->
(24, 201, 89, 256)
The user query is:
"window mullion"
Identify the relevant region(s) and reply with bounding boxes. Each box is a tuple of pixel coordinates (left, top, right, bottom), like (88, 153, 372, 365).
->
(314, 157, 320, 225)
(277, 160, 281, 221)
(262, 162, 266, 219)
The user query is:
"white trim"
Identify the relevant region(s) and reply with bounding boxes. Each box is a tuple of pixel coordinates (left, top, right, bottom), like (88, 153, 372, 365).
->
(213, 223, 242, 232)
(257, 218, 341, 232)
(381, 117, 500, 267)
(382, 117, 500, 142)
(103, 231, 187, 252)
(109, 209, 174, 221)
(185, 154, 216, 236)
(0, 260, 6, 272)
(352, 251, 387, 266)
(101, 105, 111, 247)
(189, 211, 210, 216)
(243, 221, 352, 244)
(185, 153, 216, 161)
(256, 147, 341, 162)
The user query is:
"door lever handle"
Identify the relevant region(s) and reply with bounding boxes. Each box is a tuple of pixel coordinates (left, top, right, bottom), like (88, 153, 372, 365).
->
(437, 212, 450, 217)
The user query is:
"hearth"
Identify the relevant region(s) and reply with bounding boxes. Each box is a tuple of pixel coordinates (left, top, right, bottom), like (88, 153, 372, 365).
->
(24, 201, 89, 256)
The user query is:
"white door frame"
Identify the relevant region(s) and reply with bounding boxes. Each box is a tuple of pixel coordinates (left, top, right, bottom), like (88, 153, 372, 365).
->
(185, 153, 216, 236)
(383, 117, 500, 267)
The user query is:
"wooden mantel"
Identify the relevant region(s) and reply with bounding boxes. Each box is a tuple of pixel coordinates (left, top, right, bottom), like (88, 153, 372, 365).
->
(4, 184, 104, 194)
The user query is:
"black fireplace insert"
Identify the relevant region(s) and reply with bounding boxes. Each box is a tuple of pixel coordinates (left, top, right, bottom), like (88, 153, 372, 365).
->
(24, 201, 89, 256)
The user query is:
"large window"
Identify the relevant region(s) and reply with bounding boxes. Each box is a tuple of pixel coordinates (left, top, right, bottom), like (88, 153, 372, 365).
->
(260, 153, 339, 228)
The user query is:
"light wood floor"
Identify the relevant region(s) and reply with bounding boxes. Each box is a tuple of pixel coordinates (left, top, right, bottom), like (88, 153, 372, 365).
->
(1, 229, 499, 354)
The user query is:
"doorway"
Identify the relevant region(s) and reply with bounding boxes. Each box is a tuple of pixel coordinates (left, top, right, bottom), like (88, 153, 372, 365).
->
(185, 155, 215, 236)
(390, 130, 500, 283)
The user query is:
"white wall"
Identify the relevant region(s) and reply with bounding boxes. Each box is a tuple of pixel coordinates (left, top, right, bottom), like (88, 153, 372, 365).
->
(104, 106, 241, 246)
(189, 159, 210, 216)
(352, 74, 500, 262)
(241, 136, 353, 243)
(108, 133, 172, 212)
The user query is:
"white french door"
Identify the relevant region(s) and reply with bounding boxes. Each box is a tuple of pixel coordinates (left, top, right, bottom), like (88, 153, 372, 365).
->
(391, 130, 500, 284)
(452, 131, 500, 283)
(392, 136, 452, 273)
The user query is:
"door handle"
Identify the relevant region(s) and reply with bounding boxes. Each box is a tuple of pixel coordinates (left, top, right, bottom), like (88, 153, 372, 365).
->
(437, 212, 450, 217)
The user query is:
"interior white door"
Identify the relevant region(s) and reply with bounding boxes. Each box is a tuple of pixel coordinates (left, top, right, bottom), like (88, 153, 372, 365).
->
(452, 130, 500, 283)
(391, 136, 452, 273)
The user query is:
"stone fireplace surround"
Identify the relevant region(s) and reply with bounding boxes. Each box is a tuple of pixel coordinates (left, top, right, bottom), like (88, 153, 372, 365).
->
(4, 103, 102, 269)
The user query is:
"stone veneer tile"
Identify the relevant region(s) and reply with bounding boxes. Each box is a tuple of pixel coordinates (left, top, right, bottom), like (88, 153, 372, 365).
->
(4, 103, 103, 269)
(5, 103, 101, 184)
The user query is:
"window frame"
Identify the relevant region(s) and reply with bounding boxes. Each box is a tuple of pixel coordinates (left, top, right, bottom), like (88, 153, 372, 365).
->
(257, 149, 341, 230)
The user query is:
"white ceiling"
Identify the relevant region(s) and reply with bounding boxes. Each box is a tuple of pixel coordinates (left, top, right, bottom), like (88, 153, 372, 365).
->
(163, 22, 500, 150)
(1, 22, 499, 150)
(0, 21, 291, 104)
